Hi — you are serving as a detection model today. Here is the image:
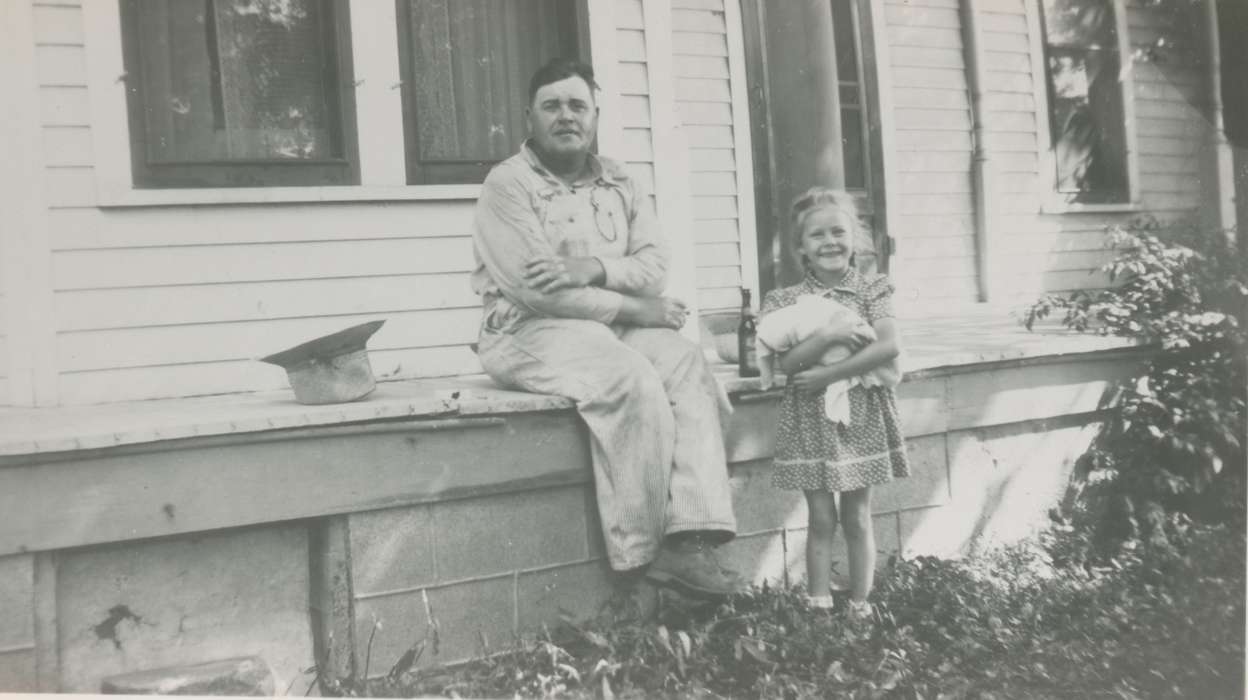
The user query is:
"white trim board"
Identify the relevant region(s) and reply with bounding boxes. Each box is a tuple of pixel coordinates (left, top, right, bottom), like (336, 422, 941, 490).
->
(1, 0, 58, 406)
(724, 0, 761, 307)
(867, 0, 902, 286)
(643, 0, 702, 340)
(588, 0, 626, 157)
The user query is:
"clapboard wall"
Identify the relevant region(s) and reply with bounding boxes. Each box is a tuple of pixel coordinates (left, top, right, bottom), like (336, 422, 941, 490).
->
(672, 0, 747, 312)
(16, 0, 659, 406)
(1, 0, 1219, 406)
(614, 0, 658, 212)
(880, 0, 1210, 305)
(987, 0, 1212, 296)
(884, 0, 981, 305)
(1126, 5, 1214, 217)
(0, 283, 7, 406)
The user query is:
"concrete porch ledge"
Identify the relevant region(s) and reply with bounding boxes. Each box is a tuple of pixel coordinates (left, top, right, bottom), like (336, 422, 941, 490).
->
(0, 312, 1139, 459)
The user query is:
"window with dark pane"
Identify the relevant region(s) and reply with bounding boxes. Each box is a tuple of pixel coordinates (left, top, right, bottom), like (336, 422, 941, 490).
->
(831, 0, 867, 191)
(1040, 0, 1129, 203)
(120, 0, 357, 188)
(397, 0, 584, 184)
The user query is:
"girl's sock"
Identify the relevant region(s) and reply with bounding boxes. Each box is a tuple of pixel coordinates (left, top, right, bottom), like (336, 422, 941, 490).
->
(806, 594, 836, 609)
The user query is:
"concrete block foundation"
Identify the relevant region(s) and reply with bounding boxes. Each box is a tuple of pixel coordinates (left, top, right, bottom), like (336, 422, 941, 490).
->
(0, 347, 1145, 691)
(0, 553, 35, 691)
(54, 525, 314, 694)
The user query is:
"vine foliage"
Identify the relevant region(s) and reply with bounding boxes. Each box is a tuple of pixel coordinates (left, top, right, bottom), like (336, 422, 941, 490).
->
(1025, 217, 1246, 529)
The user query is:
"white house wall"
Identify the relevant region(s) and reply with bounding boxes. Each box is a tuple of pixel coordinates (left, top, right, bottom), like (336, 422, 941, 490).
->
(672, 0, 747, 312)
(881, 0, 1211, 306)
(983, 0, 1119, 297)
(987, 0, 1212, 296)
(0, 249, 6, 402)
(1128, 7, 1215, 214)
(0, 215, 6, 403)
(614, 0, 658, 216)
(883, 0, 981, 305)
(3, 0, 57, 408)
(0, 289, 7, 407)
(14, 0, 660, 406)
(2, 0, 1220, 406)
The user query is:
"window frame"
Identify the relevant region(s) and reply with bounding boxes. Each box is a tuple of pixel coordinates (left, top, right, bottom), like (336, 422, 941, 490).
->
(832, 0, 889, 273)
(83, 0, 618, 207)
(117, 0, 361, 189)
(832, 0, 872, 195)
(394, 0, 591, 186)
(1030, 0, 1141, 213)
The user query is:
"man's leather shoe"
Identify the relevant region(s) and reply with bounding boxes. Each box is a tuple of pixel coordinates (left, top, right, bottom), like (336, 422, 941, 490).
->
(645, 539, 744, 597)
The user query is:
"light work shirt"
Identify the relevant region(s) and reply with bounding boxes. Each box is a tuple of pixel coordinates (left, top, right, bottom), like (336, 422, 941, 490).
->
(471, 143, 669, 332)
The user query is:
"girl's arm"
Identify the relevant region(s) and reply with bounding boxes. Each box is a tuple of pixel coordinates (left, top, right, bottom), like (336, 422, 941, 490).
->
(776, 323, 873, 374)
(790, 318, 901, 394)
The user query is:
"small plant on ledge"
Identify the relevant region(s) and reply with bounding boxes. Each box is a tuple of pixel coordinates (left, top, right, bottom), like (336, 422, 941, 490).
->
(1024, 215, 1246, 546)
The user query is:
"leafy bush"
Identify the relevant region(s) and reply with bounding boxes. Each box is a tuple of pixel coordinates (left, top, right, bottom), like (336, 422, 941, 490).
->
(1024, 217, 1246, 533)
(321, 523, 1244, 699)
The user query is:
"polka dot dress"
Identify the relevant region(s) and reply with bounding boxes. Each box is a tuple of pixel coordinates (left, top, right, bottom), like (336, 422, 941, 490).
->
(761, 270, 910, 493)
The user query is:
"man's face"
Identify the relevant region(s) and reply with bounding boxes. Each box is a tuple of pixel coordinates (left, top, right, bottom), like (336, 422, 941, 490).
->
(527, 75, 598, 161)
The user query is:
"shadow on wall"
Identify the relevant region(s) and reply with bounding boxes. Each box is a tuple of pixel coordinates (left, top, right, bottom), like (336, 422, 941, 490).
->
(896, 418, 1100, 560)
(725, 415, 1102, 590)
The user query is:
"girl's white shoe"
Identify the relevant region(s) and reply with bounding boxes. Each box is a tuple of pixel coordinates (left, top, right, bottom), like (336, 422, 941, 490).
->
(846, 598, 873, 620)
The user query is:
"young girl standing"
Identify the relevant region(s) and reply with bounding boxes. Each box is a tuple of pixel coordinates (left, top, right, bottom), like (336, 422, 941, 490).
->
(760, 187, 910, 618)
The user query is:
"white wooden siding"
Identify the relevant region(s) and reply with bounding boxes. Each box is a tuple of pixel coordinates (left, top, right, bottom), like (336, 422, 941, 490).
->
(671, 0, 745, 312)
(35, 0, 485, 403)
(616, 0, 657, 206)
(47, 203, 485, 403)
(985, 0, 1109, 298)
(6, 0, 1217, 406)
(19, 0, 659, 405)
(3, 0, 59, 406)
(879, 0, 1210, 306)
(983, 0, 1207, 300)
(884, 0, 979, 305)
(1131, 34, 1210, 220)
(0, 171, 5, 398)
(0, 289, 6, 402)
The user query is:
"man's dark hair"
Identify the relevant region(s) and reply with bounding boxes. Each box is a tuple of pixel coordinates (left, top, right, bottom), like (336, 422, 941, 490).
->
(528, 58, 598, 105)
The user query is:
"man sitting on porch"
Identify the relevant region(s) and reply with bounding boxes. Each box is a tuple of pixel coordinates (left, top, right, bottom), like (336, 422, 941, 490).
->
(470, 58, 742, 597)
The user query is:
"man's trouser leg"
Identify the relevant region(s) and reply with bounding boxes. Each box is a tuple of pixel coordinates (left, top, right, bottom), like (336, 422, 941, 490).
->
(616, 327, 737, 541)
(477, 318, 674, 570)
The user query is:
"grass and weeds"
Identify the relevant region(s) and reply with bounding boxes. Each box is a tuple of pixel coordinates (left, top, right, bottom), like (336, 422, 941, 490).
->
(1025, 217, 1246, 533)
(321, 521, 1244, 699)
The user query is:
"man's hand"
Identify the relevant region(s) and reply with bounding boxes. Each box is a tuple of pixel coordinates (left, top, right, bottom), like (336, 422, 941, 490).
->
(617, 296, 690, 329)
(523, 256, 604, 293)
(790, 365, 837, 395)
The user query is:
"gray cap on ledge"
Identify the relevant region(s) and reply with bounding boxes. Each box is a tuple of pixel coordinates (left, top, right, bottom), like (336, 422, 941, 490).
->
(259, 319, 386, 405)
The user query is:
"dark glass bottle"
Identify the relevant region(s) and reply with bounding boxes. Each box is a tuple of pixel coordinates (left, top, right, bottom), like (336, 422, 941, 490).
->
(737, 287, 760, 377)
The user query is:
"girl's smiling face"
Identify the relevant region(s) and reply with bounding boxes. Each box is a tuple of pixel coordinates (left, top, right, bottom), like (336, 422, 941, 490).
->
(799, 206, 856, 280)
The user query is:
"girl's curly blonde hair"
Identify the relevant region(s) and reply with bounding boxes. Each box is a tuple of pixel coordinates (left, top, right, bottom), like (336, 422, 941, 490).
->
(789, 187, 875, 270)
